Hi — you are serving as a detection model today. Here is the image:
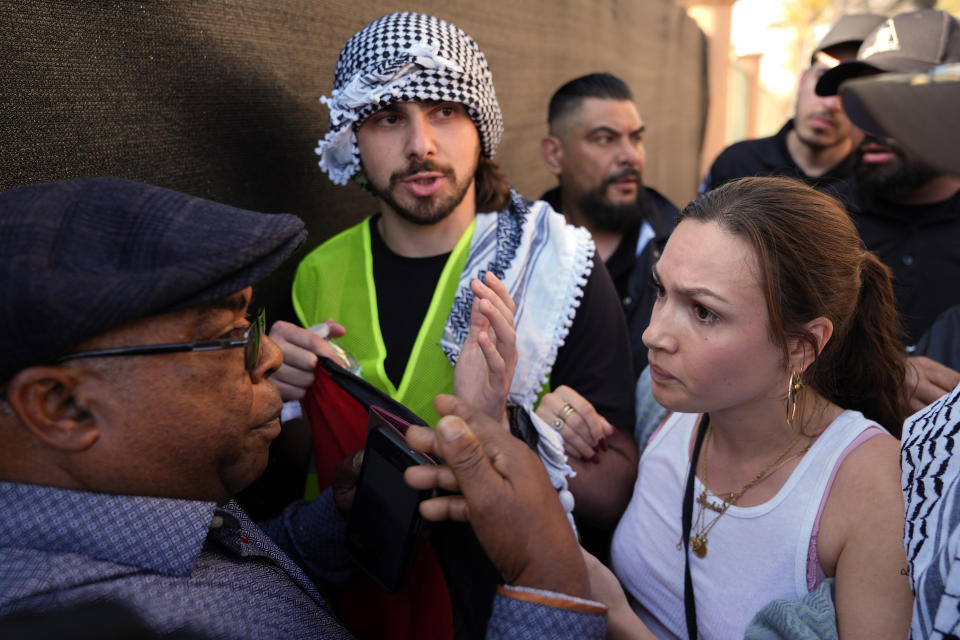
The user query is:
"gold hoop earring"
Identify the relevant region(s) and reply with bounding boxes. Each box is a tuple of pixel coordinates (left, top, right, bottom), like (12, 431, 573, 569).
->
(786, 369, 804, 427)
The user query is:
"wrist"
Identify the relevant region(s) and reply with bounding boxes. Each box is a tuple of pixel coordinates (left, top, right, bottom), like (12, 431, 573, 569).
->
(510, 537, 591, 600)
(512, 561, 591, 600)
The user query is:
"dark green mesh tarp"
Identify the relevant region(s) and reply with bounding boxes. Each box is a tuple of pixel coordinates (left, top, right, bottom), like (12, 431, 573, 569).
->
(2, 1, 706, 324)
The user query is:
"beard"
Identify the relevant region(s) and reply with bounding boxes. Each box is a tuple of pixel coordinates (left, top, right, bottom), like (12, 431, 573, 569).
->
(855, 136, 943, 201)
(577, 167, 652, 234)
(365, 158, 475, 226)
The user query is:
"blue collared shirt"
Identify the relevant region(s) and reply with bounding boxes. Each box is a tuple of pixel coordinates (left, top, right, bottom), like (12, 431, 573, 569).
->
(0, 481, 606, 639)
(0, 481, 353, 639)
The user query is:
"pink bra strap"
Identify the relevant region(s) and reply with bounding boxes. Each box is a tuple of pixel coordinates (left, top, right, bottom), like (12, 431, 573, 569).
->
(806, 426, 885, 590)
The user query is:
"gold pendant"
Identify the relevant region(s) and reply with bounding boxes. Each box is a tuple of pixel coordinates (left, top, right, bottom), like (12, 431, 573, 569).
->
(696, 491, 728, 514)
(690, 535, 708, 558)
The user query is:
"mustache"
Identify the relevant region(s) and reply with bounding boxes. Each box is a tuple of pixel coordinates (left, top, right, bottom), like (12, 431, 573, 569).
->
(390, 160, 455, 184)
(854, 133, 907, 166)
(601, 167, 642, 189)
(858, 134, 905, 157)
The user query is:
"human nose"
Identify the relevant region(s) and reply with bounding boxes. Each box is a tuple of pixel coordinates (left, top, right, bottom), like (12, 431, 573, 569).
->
(404, 111, 437, 160)
(253, 334, 284, 382)
(617, 138, 643, 167)
(642, 302, 677, 354)
(822, 93, 841, 112)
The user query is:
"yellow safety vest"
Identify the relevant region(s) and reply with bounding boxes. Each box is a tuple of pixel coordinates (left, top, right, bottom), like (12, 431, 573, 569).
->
(292, 217, 476, 426)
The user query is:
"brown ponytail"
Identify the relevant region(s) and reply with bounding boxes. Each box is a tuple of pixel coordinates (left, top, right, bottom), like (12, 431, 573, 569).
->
(806, 252, 908, 435)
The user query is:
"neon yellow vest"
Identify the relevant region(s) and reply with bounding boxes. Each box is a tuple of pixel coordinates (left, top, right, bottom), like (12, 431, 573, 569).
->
(292, 217, 476, 426)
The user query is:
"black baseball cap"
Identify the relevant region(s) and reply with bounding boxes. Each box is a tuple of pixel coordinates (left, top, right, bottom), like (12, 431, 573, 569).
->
(840, 64, 960, 175)
(0, 177, 307, 382)
(816, 9, 960, 95)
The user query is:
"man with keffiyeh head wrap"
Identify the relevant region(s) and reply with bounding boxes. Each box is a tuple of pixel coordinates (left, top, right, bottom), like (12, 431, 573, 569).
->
(271, 12, 637, 531)
(268, 12, 636, 639)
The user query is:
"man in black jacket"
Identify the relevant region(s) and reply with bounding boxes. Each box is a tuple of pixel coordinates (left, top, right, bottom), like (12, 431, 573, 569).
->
(540, 73, 677, 377)
(817, 9, 960, 350)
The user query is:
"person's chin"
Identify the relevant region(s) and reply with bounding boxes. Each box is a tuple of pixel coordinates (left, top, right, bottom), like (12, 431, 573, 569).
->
(649, 385, 686, 413)
(223, 451, 274, 499)
(798, 129, 840, 150)
(605, 184, 638, 203)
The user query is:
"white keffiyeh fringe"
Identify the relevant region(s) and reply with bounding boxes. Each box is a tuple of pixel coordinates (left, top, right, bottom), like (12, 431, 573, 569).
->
(440, 193, 594, 527)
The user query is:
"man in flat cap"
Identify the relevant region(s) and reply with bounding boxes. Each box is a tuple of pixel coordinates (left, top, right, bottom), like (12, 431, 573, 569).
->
(700, 13, 886, 203)
(271, 13, 637, 533)
(0, 177, 608, 639)
(817, 9, 960, 407)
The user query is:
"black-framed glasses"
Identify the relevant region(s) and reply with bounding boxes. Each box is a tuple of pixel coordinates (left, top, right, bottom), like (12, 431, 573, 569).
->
(57, 308, 266, 372)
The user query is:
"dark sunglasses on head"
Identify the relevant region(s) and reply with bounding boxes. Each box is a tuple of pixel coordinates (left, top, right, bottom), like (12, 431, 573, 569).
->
(57, 308, 266, 372)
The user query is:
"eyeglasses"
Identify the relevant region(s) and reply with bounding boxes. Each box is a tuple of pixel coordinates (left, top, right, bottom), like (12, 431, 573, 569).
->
(57, 308, 266, 372)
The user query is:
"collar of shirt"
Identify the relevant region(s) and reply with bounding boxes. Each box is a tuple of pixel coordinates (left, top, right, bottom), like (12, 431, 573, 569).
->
(0, 481, 221, 577)
(773, 120, 799, 169)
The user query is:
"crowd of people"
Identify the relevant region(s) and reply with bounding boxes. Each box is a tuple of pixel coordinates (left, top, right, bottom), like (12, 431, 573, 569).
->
(1, 7, 960, 640)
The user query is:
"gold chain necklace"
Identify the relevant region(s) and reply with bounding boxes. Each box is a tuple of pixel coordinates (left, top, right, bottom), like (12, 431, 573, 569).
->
(686, 425, 813, 558)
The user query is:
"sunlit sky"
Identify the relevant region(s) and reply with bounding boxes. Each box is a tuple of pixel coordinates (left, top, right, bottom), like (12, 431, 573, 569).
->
(732, 0, 960, 96)
(731, 0, 818, 96)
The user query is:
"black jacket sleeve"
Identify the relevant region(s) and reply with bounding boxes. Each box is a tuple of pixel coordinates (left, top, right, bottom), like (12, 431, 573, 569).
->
(549, 254, 636, 430)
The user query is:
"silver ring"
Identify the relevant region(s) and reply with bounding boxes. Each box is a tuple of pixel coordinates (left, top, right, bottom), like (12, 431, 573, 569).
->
(552, 417, 566, 432)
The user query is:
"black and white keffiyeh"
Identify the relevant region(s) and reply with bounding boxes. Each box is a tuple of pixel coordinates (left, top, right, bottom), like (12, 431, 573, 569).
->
(902, 382, 960, 639)
(438, 190, 595, 524)
(315, 12, 504, 185)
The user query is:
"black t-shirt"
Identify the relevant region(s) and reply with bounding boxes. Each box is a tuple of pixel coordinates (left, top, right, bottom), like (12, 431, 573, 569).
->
(369, 218, 449, 383)
(701, 120, 856, 208)
(369, 215, 636, 430)
(852, 188, 960, 345)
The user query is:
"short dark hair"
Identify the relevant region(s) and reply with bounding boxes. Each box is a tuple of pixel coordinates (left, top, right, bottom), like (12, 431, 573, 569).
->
(547, 73, 635, 133)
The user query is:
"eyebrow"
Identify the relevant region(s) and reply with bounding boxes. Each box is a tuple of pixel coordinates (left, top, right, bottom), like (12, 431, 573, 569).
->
(652, 265, 730, 304)
(587, 126, 620, 138)
(587, 124, 646, 137)
(193, 292, 251, 328)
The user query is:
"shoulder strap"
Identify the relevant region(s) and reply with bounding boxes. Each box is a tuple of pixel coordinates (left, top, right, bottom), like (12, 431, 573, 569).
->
(682, 413, 710, 640)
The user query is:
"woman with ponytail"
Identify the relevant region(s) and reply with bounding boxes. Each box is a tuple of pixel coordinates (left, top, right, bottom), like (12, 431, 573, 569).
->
(604, 177, 912, 639)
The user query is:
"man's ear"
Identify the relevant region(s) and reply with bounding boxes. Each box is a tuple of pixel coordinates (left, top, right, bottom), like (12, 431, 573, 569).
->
(541, 136, 565, 176)
(790, 317, 835, 372)
(5, 366, 100, 451)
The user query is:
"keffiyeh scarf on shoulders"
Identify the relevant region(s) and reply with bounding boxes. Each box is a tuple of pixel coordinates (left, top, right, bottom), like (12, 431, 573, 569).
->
(441, 188, 595, 520)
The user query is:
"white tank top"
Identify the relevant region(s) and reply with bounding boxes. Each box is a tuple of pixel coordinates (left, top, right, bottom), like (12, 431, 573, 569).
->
(610, 410, 879, 639)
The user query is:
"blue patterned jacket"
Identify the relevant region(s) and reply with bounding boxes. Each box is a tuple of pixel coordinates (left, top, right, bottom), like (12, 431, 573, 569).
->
(0, 482, 605, 639)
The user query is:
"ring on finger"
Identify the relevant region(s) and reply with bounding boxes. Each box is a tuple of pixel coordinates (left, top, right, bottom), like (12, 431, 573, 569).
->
(552, 417, 566, 432)
(559, 402, 576, 421)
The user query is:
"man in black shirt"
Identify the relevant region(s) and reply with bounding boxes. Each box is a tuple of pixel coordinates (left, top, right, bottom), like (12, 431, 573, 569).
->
(271, 13, 636, 526)
(817, 10, 960, 348)
(700, 13, 885, 202)
(540, 73, 677, 378)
